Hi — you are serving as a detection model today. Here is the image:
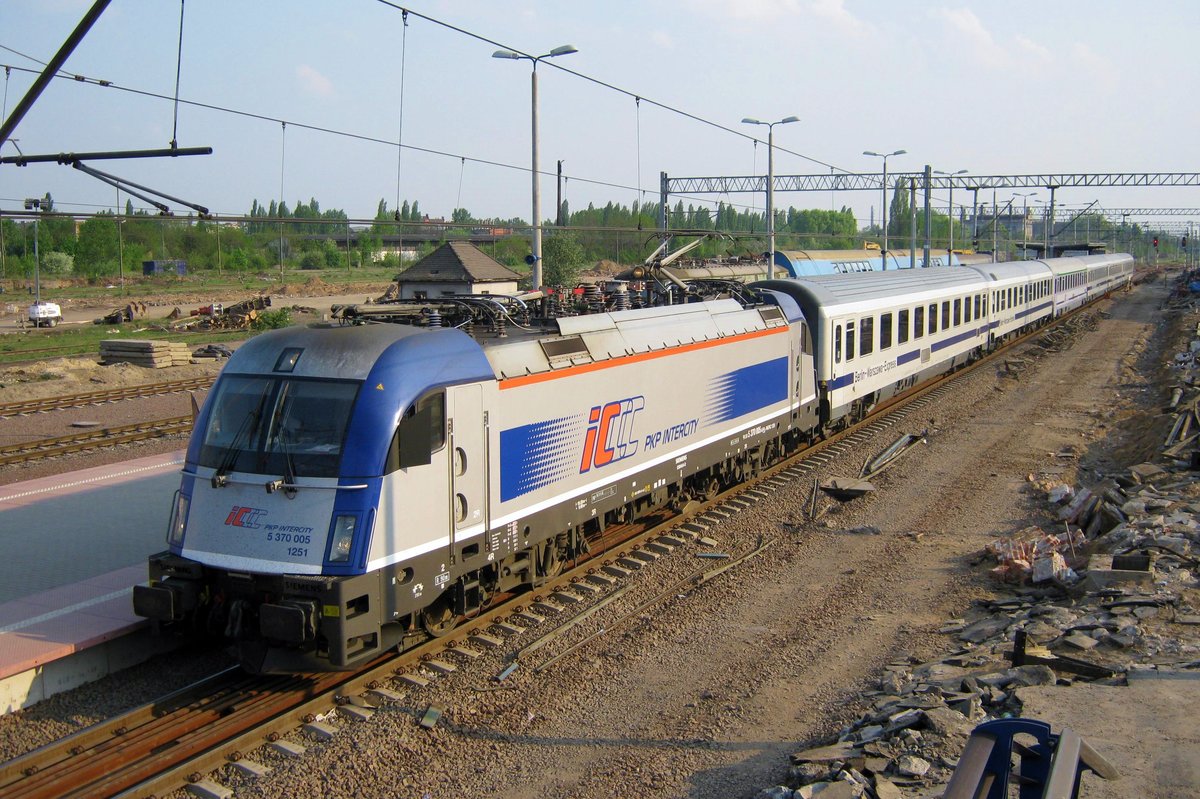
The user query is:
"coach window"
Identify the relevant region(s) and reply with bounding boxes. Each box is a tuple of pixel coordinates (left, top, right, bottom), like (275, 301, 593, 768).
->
(973, 294, 981, 319)
(941, 301, 950, 330)
(834, 324, 842, 362)
(387, 391, 446, 472)
(982, 293, 987, 315)
(913, 306, 924, 339)
(880, 313, 893, 349)
(845, 320, 856, 360)
(860, 316, 875, 356)
(953, 298, 961, 326)
(928, 303, 938, 334)
(898, 309, 910, 344)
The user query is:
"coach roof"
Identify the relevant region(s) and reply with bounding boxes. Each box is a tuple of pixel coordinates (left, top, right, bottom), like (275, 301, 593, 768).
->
(754, 267, 988, 319)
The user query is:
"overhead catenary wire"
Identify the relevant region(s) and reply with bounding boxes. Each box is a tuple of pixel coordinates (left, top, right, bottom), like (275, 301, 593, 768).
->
(0, 1, 855, 222)
(0, 8, 850, 220)
(634, 96, 642, 207)
(170, 0, 186, 149)
(0, 60, 754, 215)
(369, 1, 851, 173)
(456, 157, 466, 212)
(394, 8, 409, 218)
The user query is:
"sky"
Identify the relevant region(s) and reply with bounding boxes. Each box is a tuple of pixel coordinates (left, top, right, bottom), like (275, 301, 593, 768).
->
(1, 0, 1198, 233)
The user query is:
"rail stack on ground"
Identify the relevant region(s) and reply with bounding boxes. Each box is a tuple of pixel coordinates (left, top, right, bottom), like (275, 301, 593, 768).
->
(99, 339, 192, 368)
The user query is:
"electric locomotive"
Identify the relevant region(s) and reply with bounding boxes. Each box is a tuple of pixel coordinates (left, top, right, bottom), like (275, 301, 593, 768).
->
(135, 287, 817, 672)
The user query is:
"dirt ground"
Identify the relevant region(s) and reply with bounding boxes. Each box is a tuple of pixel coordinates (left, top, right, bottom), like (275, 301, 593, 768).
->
(0, 275, 390, 330)
(0, 276, 390, 402)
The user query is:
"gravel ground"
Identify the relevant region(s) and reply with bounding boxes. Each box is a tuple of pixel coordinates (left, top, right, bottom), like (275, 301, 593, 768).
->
(228, 281, 1171, 799)
(0, 278, 1175, 798)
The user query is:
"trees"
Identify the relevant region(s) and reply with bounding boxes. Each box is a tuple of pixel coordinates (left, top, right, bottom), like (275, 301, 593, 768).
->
(75, 215, 120, 277)
(541, 233, 585, 287)
(887, 182, 910, 239)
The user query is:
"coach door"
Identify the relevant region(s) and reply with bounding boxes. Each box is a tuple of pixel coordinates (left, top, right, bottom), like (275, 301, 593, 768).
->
(447, 384, 488, 547)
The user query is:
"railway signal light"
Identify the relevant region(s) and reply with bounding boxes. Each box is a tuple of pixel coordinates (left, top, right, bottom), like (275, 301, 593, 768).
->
(1153, 237, 1159, 249)
(1182, 236, 1188, 250)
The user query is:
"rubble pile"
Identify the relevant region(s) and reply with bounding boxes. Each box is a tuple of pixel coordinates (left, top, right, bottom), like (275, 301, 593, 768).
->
(170, 295, 272, 330)
(756, 320, 1200, 799)
(191, 343, 234, 360)
(94, 301, 148, 325)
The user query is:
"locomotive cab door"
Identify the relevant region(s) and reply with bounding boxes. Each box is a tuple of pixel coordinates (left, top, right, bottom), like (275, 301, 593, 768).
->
(447, 384, 488, 546)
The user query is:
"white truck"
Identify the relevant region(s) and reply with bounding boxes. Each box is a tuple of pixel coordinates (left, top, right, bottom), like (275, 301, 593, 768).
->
(28, 300, 63, 327)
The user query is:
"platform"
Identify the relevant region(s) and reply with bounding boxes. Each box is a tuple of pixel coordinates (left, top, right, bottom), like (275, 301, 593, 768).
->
(0, 452, 188, 713)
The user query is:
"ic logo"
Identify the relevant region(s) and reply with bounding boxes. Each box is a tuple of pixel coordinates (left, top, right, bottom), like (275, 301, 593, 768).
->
(225, 506, 266, 529)
(579, 396, 644, 473)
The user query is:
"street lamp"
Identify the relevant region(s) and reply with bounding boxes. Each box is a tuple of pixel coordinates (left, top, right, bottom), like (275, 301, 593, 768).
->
(493, 44, 579, 291)
(1012, 192, 1037, 258)
(864, 149, 906, 268)
(934, 169, 967, 263)
(23, 195, 45, 307)
(742, 115, 799, 279)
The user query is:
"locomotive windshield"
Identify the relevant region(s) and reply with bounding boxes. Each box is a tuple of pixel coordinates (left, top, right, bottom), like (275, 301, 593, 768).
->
(198, 375, 360, 479)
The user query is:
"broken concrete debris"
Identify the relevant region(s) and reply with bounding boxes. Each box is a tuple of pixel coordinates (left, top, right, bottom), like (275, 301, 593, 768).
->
(759, 282, 1200, 799)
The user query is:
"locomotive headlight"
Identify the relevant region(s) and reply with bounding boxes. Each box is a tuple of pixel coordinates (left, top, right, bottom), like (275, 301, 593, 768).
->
(329, 515, 356, 562)
(167, 492, 189, 547)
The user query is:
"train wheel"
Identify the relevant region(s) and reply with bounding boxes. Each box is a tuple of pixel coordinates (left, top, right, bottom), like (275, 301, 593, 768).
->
(420, 595, 459, 637)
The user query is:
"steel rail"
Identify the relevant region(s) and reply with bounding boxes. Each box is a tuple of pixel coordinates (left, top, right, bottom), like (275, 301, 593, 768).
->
(0, 378, 212, 417)
(0, 416, 194, 466)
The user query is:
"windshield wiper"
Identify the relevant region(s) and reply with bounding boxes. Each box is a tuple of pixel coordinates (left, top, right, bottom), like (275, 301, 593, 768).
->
(212, 391, 268, 488)
(266, 424, 299, 496)
(264, 385, 299, 495)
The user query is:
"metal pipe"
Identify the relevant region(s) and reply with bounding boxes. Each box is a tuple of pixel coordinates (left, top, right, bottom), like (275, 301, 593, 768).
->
(0, 0, 112, 149)
(909, 178, 916, 269)
(72, 161, 208, 214)
(1, 146, 212, 166)
(923, 165, 932, 268)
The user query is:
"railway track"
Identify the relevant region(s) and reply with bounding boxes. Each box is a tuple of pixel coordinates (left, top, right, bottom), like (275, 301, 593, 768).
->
(0, 362, 965, 798)
(0, 416, 194, 466)
(0, 377, 214, 417)
(0, 300, 1116, 798)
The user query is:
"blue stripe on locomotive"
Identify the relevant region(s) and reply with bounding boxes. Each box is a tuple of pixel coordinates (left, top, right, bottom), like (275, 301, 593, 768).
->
(499, 415, 585, 502)
(704, 357, 789, 424)
(498, 356, 790, 502)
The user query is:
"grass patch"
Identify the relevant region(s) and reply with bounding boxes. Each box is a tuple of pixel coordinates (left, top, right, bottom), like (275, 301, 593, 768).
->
(0, 320, 252, 365)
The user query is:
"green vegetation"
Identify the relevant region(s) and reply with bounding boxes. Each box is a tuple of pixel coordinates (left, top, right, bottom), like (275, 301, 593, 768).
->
(251, 307, 293, 331)
(0, 316, 249, 365)
(0, 192, 1163, 299)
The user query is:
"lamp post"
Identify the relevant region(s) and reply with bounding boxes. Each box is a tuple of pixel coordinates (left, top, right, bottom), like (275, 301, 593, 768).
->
(1012, 192, 1037, 258)
(23, 196, 45, 306)
(742, 115, 799, 279)
(493, 44, 579, 291)
(864, 149, 906, 268)
(934, 168, 967, 262)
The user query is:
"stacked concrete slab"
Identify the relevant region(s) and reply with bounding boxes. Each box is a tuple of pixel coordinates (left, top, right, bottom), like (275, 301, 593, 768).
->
(99, 339, 191, 368)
